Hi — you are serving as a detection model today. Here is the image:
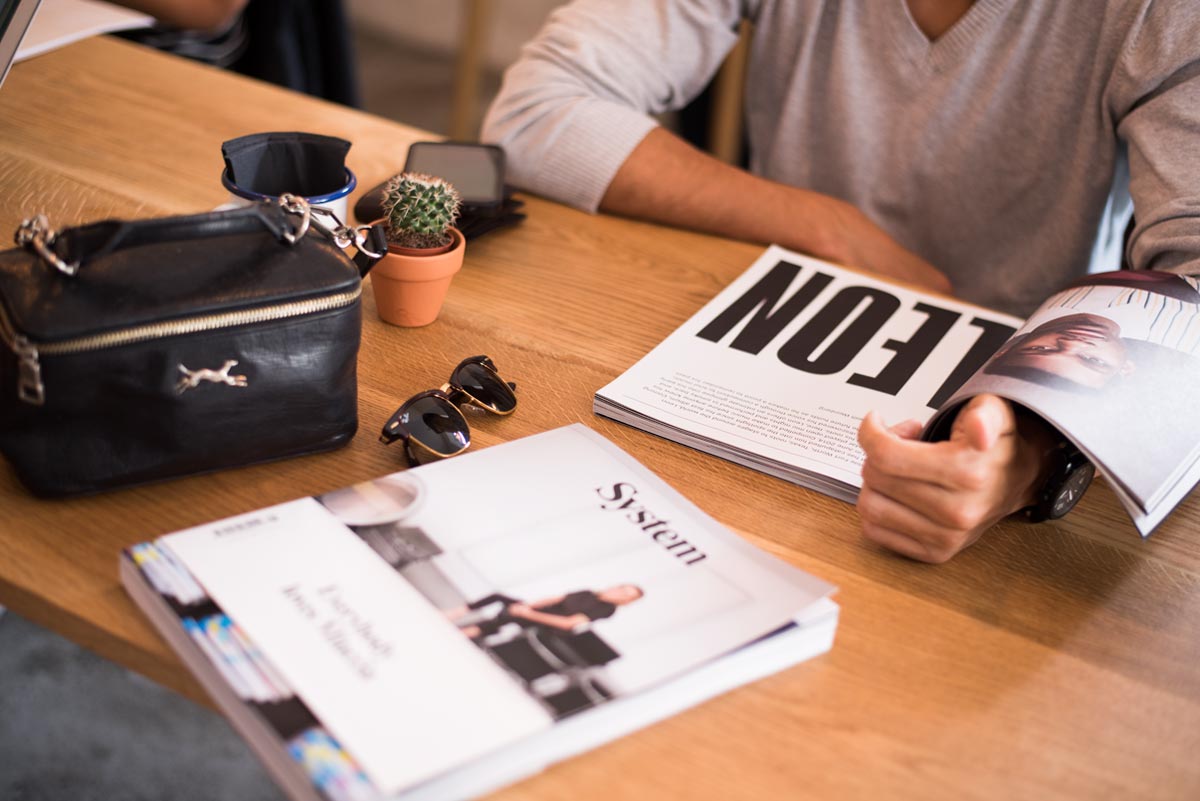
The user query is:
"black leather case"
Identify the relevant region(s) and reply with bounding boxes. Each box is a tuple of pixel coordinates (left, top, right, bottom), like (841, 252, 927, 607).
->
(0, 203, 363, 496)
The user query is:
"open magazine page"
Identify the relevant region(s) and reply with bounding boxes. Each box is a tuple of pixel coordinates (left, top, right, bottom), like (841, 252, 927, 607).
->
(146, 425, 834, 799)
(926, 272, 1200, 535)
(595, 245, 1021, 499)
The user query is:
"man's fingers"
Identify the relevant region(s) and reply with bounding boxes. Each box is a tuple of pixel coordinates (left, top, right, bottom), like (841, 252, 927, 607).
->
(862, 460, 1000, 530)
(860, 461, 958, 524)
(856, 399, 1018, 564)
(889, 419, 924, 439)
(859, 412, 966, 489)
(856, 486, 960, 564)
(950, 394, 1017, 452)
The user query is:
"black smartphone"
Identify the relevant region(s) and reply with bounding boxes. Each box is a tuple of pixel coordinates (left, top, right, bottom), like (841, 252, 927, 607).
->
(403, 141, 506, 208)
(354, 141, 508, 223)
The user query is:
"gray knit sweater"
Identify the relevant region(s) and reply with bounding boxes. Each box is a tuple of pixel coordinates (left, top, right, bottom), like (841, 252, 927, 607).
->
(482, 0, 1200, 315)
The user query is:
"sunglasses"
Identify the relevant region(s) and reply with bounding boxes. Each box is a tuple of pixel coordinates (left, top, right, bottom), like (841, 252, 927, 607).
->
(379, 355, 517, 465)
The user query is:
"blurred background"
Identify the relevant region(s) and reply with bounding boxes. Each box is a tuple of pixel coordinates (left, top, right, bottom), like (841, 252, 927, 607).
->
(348, 0, 745, 162)
(351, 0, 560, 138)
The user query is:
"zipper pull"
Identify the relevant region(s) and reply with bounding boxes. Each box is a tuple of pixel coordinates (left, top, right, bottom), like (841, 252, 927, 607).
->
(13, 336, 45, 405)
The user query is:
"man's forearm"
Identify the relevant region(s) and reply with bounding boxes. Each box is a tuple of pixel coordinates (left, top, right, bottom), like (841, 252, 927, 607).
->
(601, 129, 841, 256)
(601, 128, 952, 293)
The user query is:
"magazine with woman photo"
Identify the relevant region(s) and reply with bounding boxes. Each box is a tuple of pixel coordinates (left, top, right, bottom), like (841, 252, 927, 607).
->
(924, 271, 1200, 536)
(119, 425, 838, 801)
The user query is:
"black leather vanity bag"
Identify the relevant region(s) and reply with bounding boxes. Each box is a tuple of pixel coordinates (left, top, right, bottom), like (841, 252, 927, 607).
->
(0, 201, 377, 496)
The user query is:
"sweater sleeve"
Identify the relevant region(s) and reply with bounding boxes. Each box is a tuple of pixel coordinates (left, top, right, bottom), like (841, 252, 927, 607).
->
(481, 0, 747, 212)
(1109, 1, 1200, 276)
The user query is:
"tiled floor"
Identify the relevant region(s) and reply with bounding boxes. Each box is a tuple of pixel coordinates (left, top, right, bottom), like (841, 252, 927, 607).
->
(0, 23, 493, 801)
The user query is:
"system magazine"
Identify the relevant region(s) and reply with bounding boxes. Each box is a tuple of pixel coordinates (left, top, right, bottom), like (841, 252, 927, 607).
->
(595, 245, 1200, 536)
(120, 425, 838, 801)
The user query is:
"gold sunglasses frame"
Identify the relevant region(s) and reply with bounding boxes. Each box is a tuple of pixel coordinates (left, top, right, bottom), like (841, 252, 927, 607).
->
(379, 355, 517, 465)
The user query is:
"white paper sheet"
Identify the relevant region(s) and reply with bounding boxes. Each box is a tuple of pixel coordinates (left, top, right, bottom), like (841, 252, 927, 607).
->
(15, 0, 151, 62)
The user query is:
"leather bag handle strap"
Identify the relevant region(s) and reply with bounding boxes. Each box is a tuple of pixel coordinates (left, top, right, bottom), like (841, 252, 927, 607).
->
(19, 202, 304, 277)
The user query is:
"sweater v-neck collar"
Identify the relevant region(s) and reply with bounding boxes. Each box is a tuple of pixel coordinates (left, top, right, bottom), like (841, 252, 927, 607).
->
(889, 0, 1011, 72)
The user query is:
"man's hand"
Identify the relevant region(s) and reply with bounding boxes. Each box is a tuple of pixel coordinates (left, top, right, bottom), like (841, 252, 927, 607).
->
(855, 394, 1052, 563)
(820, 199, 952, 295)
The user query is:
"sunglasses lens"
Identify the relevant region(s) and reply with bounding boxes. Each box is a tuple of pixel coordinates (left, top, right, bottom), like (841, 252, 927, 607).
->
(402, 395, 470, 457)
(455, 361, 517, 413)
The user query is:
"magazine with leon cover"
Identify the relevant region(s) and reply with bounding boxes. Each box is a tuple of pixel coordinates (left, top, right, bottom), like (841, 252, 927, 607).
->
(120, 425, 837, 801)
(595, 244, 1200, 538)
(595, 244, 1024, 502)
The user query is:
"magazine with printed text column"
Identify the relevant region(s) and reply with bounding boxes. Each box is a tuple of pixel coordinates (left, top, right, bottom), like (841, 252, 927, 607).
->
(595, 245, 1200, 536)
(120, 425, 838, 801)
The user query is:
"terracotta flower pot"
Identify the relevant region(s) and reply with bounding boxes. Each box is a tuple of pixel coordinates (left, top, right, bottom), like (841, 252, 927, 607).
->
(370, 227, 465, 327)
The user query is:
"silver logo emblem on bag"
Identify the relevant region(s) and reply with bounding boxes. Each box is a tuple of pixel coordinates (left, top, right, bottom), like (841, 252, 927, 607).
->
(176, 360, 249, 394)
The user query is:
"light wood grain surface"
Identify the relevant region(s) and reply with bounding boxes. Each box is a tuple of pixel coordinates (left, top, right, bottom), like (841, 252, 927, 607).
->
(1, 37, 1198, 801)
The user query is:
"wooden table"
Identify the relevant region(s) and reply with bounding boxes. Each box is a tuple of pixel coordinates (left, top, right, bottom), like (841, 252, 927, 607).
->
(2, 37, 1198, 801)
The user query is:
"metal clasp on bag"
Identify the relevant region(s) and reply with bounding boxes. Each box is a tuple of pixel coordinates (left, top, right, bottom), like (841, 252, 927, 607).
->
(277, 194, 313, 245)
(298, 198, 386, 260)
(283, 194, 386, 276)
(16, 215, 79, 277)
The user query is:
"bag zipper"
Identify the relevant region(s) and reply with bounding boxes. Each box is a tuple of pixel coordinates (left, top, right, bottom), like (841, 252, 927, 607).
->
(0, 285, 361, 406)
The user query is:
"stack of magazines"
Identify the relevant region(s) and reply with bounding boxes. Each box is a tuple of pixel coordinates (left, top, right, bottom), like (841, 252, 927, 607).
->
(122, 425, 838, 801)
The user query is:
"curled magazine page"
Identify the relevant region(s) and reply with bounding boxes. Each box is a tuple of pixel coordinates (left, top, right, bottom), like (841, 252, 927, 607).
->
(925, 271, 1200, 533)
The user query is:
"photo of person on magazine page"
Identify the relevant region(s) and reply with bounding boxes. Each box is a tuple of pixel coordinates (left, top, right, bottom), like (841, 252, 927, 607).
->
(315, 478, 653, 718)
(442, 585, 648, 718)
(944, 272, 1200, 514)
(446, 585, 645, 640)
(306, 431, 827, 726)
(985, 313, 1150, 392)
(986, 272, 1200, 393)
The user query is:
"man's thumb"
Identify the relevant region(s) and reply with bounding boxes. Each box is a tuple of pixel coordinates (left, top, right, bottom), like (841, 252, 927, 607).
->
(950, 394, 1014, 452)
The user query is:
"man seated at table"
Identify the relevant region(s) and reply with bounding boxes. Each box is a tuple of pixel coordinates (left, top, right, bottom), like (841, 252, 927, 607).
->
(481, 0, 1200, 563)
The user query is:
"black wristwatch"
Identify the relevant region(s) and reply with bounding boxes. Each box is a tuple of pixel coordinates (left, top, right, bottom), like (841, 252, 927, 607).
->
(1024, 442, 1095, 522)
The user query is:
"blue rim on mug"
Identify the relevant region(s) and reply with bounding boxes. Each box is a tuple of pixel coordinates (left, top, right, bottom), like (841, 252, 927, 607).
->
(220, 166, 358, 206)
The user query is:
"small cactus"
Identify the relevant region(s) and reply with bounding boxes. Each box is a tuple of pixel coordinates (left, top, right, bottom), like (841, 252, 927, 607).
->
(381, 172, 462, 250)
